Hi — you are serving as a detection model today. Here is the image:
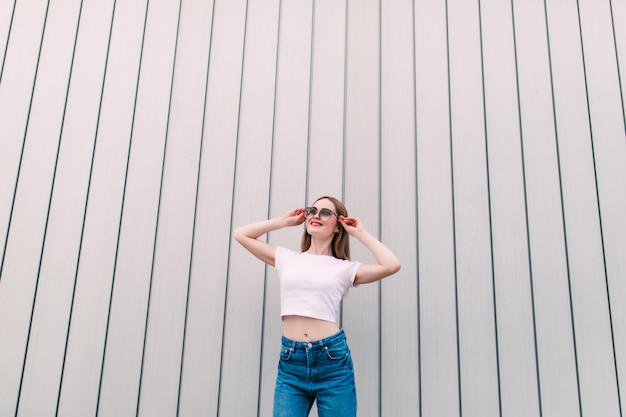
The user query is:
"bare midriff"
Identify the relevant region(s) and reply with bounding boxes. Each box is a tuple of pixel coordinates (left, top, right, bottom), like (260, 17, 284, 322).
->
(282, 315, 340, 342)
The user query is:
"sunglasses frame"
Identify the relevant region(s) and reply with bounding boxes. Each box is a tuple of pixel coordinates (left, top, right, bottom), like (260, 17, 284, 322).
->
(304, 206, 339, 221)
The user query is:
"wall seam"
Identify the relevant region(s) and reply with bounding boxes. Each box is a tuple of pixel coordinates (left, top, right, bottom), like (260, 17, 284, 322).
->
(0, 0, 17, 84)
(509, 0, 544, 415)
(217, 0, 250, 414)
(444, 0, 463, 414)
(542, 0, 584, 415)
(135, 0, 184, 415)
(410, 0, 422, 415)
(476, 1, 504, 415)
(607, 0, 626, 134)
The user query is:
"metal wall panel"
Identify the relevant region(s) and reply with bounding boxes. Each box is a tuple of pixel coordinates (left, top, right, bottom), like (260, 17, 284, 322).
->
(414, 0, 459, 415)
(380, 0, 420, 415)
(0, 0, 623, 416)
(343, 1, 382, 416)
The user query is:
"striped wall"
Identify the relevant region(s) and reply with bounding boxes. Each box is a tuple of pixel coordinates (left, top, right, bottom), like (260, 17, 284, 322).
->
(0, 0, 624, 416)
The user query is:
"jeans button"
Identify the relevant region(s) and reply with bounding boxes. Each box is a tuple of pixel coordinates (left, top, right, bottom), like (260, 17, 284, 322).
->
(307, 343, 313, 348)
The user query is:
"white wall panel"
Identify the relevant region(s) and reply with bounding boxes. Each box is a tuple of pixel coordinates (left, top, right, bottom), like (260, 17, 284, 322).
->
(307, 0, 346, 201)
(448, 1, 500, 415)
(414, 1, 459, 416)
(380, 1, 419, 416)
(0, 1, 81, 415)
(480, 0, 540, 415)
(343, 1, 381, 416)
(170, 1, 216, 414)
(512, 0, 581, 416)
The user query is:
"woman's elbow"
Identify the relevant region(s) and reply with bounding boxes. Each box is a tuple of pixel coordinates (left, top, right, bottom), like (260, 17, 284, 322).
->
(383, 260, 401, 277)
(390, 260, 401, 275)
(233, 227, 244, 243)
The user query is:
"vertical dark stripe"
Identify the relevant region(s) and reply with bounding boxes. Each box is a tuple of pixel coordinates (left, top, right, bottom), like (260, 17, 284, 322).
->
(217, 0, 250, 414)
(444, 0, 463, 415)
(476, 1, 503, 416)
(509, 0, 544, 415)
(305, 0, 315, 204)
(542, 0, 584, 415)
(125, 1, 159, 415)
(574, 2, 623, 415)
(410, 0, 422, 415)
(0, 0, 51, 280)
(13, 1, 85, 416)
(256, 0, 282, 414)
(135, 0, 184, 415)
(175, 0, 217, 415)
(341, 0, 348, 204)
(0, 0, 17, 85)
(608, 0, 626, 135)
(377, 0, 383, 414)
(339, 0, 349, 329)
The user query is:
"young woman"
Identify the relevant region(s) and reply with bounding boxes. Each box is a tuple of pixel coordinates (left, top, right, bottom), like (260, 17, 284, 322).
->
(233, 196, 401, 417)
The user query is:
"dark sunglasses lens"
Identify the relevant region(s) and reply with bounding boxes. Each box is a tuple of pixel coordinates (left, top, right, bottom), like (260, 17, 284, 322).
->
(319, 208, 332, 219)
(305, 207, 317, 217)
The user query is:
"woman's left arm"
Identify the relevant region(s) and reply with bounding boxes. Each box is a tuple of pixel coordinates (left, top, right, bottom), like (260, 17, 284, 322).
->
(339, 216, 401, 285)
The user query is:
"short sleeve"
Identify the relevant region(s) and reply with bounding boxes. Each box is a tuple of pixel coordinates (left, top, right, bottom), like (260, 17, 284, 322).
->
(346, 260, 362, 288)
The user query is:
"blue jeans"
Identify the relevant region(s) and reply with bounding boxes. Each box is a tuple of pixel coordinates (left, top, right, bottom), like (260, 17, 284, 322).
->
(273, 330, 357, 417)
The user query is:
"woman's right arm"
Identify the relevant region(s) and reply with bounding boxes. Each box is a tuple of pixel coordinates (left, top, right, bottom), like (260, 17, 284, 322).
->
(233, 208, 306, 266)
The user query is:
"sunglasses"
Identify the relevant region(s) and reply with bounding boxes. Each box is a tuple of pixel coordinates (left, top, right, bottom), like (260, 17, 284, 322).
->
(304, 206, 339, 221)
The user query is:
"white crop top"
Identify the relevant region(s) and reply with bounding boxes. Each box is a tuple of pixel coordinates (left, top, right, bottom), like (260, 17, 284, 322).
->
(275, 246, 361, 324)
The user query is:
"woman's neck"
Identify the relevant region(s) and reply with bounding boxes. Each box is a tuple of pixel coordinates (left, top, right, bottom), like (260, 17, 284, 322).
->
(306, 238, 333, 256)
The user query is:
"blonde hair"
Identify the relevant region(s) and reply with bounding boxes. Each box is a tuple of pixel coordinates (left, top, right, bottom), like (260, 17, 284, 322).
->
(301, 196, 351, 260)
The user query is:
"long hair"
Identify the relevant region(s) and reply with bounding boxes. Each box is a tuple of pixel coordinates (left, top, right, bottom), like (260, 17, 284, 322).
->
(301, 196, 351, 260)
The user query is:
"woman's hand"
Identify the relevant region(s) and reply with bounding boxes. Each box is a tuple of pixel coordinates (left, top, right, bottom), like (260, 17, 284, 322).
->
(338, 215, 364, 236)
(281, 208, 306, 227)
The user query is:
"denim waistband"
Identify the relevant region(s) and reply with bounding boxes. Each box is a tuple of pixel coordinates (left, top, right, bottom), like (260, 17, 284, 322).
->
(281, 329, 347, 351)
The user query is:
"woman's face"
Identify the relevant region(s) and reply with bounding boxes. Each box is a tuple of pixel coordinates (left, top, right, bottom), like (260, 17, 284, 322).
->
(306, 198, 340, 238)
